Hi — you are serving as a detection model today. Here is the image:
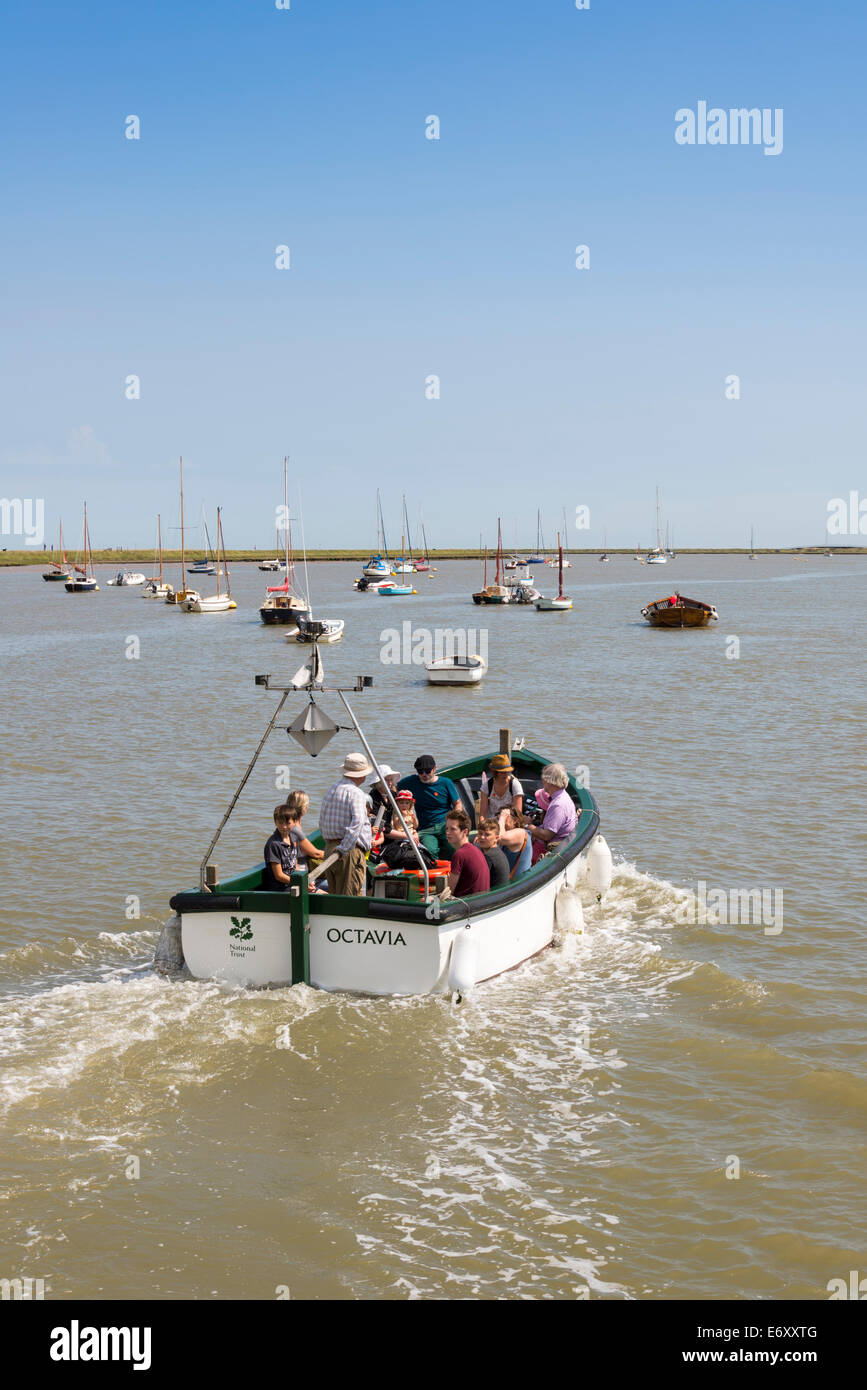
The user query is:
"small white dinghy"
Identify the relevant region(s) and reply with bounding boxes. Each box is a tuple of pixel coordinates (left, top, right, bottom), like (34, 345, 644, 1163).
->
(426, 654, 487, 685)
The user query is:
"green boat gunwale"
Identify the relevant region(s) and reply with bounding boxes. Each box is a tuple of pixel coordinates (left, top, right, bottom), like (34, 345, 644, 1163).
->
(170, 748, 600, 924)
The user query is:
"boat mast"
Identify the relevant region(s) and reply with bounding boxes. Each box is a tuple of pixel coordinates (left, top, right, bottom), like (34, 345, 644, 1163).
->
(283, 456, 290, 581)
(216, 509, 222, 598)
(496, 518, 503, 586)
(158, 513, 163, 583)
(404, 496, 414, 565)
(180, 457, 186, 589)
(557, 532, 564, 598)
(84, 501, 91, 578)
(59, 518, 65, 568)
(378, 490, 391, 566)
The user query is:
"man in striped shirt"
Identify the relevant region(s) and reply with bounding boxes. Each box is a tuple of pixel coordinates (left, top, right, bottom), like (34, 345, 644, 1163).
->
(319, 752, 374, 896)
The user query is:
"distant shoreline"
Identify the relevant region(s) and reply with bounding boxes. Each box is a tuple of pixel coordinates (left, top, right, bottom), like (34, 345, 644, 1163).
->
(3, 547, 865, 567)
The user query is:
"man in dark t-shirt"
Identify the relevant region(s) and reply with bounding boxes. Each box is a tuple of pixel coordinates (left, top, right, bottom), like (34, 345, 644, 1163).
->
(445, 809, 490, 896)
(397, 754, 460, 861)
(474, 817, 510, 889)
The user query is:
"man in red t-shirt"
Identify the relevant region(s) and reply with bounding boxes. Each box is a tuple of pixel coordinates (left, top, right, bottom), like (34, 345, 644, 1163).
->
(445, 809, 490, 896)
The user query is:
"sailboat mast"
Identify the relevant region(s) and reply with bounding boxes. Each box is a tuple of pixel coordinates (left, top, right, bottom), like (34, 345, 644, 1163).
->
(216, 509, 222, 598)
(180, 457, 186, 584)
(283, 457, 289, 576)
(158, 513, 163, 583)
(496, 518, 503, 585)
(84, 501, 90, 577)
(558, 532, 564, 598)
(404, 496, 414, 563)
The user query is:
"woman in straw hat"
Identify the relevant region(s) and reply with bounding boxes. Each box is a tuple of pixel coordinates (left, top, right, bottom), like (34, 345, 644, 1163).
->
(479, 753, 524, 821)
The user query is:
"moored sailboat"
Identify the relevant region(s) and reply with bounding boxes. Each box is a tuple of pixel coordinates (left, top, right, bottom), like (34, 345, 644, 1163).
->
(535, 534, 572, 610)
(362, 490, 392, 578)
(142, 515, 174, 598)
(472, 521, 511, 604)
(65, 503, 99, 592)
(42, 520, 71, 581)
(186, 508, 237, 612)
(526, 509, 546, 564)
(645, 488, 668, 564)
(166, 459, 200, 607)
(259, 458, 310, 626)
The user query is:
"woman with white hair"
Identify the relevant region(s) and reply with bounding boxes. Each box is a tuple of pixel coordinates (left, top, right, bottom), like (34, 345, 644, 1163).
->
(529, 763, 577, 861)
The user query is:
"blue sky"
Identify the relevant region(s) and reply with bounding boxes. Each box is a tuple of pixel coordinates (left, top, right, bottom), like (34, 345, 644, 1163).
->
(1, 0, 865, 549)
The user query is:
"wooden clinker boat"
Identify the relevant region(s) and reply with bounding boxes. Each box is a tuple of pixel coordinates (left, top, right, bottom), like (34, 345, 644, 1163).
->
(641, 593, 718, 627)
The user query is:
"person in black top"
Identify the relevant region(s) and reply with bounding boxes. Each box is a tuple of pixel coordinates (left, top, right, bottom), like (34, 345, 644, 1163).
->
(262, 805, 298, 891)
(474, 817, 511, 889)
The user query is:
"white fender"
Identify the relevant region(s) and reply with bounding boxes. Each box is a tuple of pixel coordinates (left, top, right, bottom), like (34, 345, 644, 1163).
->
(154, 912, 185, 974)
(555, 884, 585, 936)
(587, 834, 613, 901)
(448, 929, 479, 997)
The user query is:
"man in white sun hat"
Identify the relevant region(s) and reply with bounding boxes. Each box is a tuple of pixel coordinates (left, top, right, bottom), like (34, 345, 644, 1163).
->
(320, 751, 374, 896)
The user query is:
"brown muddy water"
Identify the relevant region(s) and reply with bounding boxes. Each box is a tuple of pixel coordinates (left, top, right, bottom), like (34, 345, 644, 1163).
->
(0, 555, 864, 1300)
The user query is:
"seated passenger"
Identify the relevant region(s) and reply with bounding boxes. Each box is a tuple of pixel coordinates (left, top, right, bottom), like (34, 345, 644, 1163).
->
(474, 817, 511, 888)
(479, 754, 524, 820)
(398, 755, 461, 861)
(387, 788, 420, 843)
(445, 809, 490, 896)
(367, 764, 400, 835)
(528, 763, 578, 861)
(262, 804, 299, 891)
(283, 790, 327, 891)
(497, 807, 534, 879)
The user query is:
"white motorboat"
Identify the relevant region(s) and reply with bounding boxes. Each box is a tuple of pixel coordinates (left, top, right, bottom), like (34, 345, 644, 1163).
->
(107, 571, 146, 586)
(426, 654, 486, 685)
(161, 629, 608, 996)
(294, 617, 344, 644)
(258, 558, 284, 572)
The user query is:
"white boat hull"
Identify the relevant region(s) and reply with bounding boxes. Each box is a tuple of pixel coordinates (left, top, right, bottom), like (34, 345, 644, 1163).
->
(187, 594, 236, 613)
(534, 597, 572, 610)
(426, 657, 486, 684)
(179, 854, 584, 995)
